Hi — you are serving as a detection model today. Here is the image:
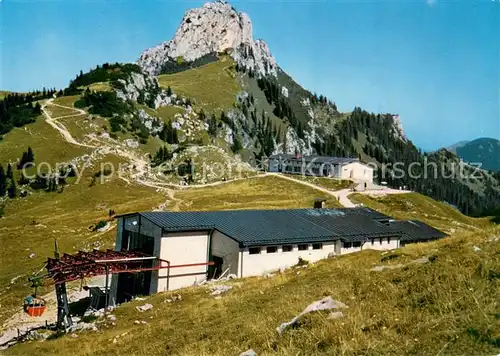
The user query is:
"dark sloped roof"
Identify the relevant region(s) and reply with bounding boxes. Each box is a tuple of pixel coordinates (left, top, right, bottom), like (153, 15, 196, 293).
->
(139, 208, 401, 247)
(337, 207, 392, 221)
(268, 154, 359, 165)
(389, 220, 447, 242)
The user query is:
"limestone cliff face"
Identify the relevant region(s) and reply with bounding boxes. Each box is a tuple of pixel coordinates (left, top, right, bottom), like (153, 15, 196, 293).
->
(138, 0, 277, 77)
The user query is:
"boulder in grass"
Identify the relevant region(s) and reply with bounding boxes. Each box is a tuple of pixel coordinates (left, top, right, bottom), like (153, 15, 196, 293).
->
(277, 296, 348, 334)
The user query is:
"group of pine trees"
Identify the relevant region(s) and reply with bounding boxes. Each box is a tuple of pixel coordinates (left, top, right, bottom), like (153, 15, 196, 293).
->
(314, 106, 500, 217)
(0, 146, 75, 202)
(310, 93, 337, 111)
(0, 91, 51, 135)
(17, 147, 35, 169)
(151, 146, 174, 167)
(75, 88, 131, 119)
(159, 122, 179, 144)
(0, 164, 18, 198)
(0, 148, 35, 198)
(227, 94, 283, 158)
(159, 53, 219, 75)
(256, 77, 307, 140)
(65, 63, 142, 95)
(251, 70, 500, 217)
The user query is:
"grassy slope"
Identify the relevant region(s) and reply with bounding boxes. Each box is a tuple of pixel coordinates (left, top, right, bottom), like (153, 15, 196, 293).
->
(0, 91, 12, 99)
(3, 62, 498, 355)
(43, 105, 79, 118)
(0, 114, 88, 166)
(52, 95, 81, 107)
(290, 176, 352, 191)
(0, 156, 165, 325)
(9, 226, 500, 356)
(173, 175, 342, 211)
(87, 82, 113, 92)
(157, 57, 241, 114)
(349, 192, 491, 233)
(53, 96, 164, 156)
(0, 95, 164, 324)
(0, 174, 343, 327)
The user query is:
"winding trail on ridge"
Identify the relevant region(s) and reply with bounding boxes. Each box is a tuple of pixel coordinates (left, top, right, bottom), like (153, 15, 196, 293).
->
(269, 173, 412, 208)
(40, 98, 271, 205)
(0, 99, 420, 347)
(42, 99, 94, 148)
(41, 98, 412, 208)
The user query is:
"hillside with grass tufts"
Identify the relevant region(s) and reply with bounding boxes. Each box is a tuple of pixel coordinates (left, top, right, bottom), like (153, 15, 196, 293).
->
(6, 225, 500, 356)
(0, 0, 499, 353)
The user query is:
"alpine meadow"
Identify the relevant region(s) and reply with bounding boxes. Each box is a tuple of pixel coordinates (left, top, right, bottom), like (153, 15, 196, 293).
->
(0, 1, 499, 355)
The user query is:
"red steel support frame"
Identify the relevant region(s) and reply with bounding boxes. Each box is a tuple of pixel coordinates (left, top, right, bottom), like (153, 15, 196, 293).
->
(46, 249, 214, 285)
(45, 247, 216, 328)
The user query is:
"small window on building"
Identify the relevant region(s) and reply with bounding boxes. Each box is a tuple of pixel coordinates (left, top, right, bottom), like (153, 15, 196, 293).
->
(298, 244, 309, 251)
(266, 246, 278, 253)
(249, 247, 261, 255)
(344, 242, 352, 248)
(312, 243, 323, 250)
(282, 245, 293, 252)
(353, 242, 362, 248)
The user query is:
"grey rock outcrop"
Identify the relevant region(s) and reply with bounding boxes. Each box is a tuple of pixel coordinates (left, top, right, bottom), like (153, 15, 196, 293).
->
(115, 71, 174, 110)
(138, 0, 277, 77)
(137, 110, 164, 136)
(273, 126, 315, 156)
(391, 114, 407, 141)
(115, 72, 155, 103)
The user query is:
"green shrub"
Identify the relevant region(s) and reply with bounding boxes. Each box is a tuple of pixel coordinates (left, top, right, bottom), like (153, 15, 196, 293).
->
(94, 220, 107, 230)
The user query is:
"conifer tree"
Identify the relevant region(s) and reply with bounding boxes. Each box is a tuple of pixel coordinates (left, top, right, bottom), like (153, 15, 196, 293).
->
(208, 114, 217, 137)
(7, 178, 17, 198)
(0, 165, 6, 197)
(6, 164, 13, 180)
(231, 135, 243, 153)
(27, 147, 34, 163)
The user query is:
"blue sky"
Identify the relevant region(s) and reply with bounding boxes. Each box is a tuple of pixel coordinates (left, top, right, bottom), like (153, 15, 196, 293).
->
(1, 0, 499, 150)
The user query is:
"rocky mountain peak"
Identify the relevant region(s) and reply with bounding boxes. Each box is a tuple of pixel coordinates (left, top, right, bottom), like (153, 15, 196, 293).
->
(138, 1, 277, 77)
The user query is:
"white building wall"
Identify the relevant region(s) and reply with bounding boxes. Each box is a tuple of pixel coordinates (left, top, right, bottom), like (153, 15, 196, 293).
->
(157, 231, 209, 292)
(211, 230, 240, 276)
(240, 241, 338, 277)
(341, 237, 399, 254)
(340, 162, 374, 182)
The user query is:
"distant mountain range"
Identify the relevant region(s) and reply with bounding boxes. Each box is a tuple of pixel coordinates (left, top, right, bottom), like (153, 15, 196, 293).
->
(446, 140, 469, 154)
(447, 138, 500, 172)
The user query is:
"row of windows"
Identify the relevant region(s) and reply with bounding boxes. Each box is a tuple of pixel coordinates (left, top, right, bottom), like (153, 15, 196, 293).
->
(284, 166, 338, 176)
(343, 241, 362, 249)
(249, 243, 323, 255)
(373, 237, 392, 245)
(343, 237, 392, 249)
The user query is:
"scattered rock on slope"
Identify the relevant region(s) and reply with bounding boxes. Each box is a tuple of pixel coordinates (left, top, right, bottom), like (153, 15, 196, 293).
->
(277, 296, 348, 334)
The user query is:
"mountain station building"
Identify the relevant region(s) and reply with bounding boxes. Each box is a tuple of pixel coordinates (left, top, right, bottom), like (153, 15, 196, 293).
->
(267, 154, 374, 182)
(110, 207, 445, 302)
